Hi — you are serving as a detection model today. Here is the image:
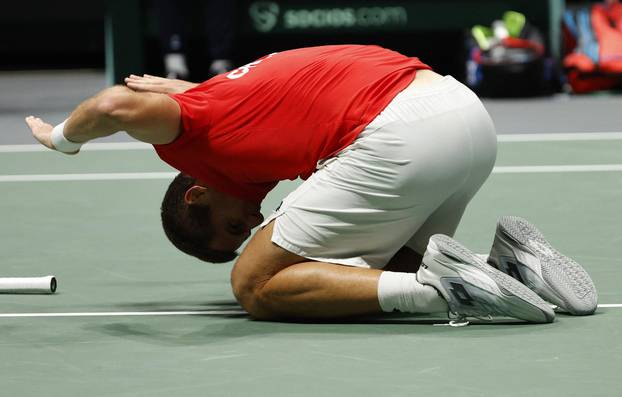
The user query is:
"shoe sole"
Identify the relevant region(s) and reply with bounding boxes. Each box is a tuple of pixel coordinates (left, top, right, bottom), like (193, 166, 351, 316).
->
(494, 216, 598, 315)
(427, 234, 555, 323)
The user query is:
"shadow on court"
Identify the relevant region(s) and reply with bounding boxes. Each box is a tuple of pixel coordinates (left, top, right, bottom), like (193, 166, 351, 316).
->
(112, 299, 245, 311)
(81, 298, 561, 348)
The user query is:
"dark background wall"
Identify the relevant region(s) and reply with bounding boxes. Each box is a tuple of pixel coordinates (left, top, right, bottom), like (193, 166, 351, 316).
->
(0, 1, 105, 69)
(0, 0, 470, 79)
(0, 0, 596, 81)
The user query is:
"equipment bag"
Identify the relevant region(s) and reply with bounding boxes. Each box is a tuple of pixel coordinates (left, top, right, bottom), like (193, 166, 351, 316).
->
(563, 1, 622, 93)
(467, 11, 557, 97)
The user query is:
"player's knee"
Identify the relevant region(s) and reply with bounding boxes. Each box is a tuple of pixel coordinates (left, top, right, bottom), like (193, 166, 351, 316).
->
(230, 273, 250, 307)
(231, 272, 276, 320)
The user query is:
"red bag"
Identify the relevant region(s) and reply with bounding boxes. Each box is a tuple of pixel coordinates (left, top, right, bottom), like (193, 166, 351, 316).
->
(564, 2, 622, 93)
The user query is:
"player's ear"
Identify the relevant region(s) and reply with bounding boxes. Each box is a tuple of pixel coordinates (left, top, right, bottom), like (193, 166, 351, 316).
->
(184, 185, 209, 205)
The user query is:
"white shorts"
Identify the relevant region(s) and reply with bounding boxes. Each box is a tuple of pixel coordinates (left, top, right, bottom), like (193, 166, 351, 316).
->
(260, 76, 497, 269)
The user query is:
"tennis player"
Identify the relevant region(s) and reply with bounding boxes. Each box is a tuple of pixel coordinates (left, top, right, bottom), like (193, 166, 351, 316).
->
(25, 45, 597, 324)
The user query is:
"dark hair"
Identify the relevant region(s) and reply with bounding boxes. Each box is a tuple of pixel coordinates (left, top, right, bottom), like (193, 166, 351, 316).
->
(160, 173, 238, 263)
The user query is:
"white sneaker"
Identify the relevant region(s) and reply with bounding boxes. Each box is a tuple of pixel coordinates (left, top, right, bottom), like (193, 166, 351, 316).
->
(488, 216, 598, 315)
(417, 234, 555, 324)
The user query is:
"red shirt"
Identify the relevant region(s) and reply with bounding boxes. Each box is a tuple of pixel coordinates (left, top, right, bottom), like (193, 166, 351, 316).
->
(154, 45, 431, 202)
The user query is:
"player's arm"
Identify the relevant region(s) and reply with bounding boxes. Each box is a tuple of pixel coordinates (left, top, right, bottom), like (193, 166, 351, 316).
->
(26, 85, 181, 152)
(124, 74, 199, 94)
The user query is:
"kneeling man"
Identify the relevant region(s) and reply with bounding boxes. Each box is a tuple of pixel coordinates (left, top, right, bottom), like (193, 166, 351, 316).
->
(26, 45, 597, 324)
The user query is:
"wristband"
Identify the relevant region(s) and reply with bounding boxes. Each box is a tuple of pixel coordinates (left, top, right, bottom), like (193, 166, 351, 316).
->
(50, 120, 83, 153)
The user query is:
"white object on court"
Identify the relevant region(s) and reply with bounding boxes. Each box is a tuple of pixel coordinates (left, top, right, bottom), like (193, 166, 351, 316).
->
(0, 275, 57, 294)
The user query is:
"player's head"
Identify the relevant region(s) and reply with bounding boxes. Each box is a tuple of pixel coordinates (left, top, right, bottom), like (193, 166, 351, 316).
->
(160, 173, 264, 263)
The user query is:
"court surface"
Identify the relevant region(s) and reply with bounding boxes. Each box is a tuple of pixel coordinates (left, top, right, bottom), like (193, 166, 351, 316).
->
(2, 72, 622, 397)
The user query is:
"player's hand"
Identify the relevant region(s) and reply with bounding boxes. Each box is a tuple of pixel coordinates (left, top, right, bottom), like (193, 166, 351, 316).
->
(124, 74, 198, 94)
(25, 116, 79, 155)
(25, 116, 52, 150)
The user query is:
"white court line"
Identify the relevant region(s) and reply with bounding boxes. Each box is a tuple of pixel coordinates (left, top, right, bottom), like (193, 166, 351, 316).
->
(0, 310, 246, 318)
(1, 305, 621, 318)
(2, 164, 622, 183)
(1, 132, 621, 153)
(497, 132, 622, 142)
(493, 164, 622, 173)
(0, 172, 176, 182)
(0, 142, 151, 153)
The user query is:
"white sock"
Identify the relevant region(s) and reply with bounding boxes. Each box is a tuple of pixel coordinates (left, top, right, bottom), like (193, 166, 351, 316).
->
(377, 271, 448, 313)
(476, 254, 489, 263)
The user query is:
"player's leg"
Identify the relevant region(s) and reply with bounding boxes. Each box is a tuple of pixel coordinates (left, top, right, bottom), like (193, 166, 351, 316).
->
(403, 187, 556, 324)
(231, 221, 446, 320)
(405, 89, 498, 256)
(383, 246, 422, 273)
(233, 217, 552, 323)
(394, 79, 552, 323)
(405, 192, 472, 256)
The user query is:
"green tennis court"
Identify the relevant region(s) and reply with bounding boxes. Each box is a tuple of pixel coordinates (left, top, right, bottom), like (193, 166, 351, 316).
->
(1, 135, 621, 396)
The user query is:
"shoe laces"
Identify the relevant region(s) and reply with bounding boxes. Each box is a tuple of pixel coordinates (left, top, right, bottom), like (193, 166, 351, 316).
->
(436, 313, 494, 327)
(445, 299, 499, 326)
